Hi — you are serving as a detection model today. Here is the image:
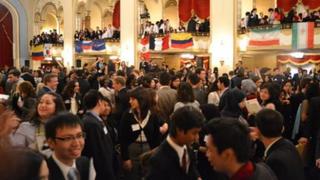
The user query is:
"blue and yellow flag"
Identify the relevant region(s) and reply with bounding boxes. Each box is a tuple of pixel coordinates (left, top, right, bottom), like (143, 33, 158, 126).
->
(170, 33, 193, 49)
(32, 45, 44, 61)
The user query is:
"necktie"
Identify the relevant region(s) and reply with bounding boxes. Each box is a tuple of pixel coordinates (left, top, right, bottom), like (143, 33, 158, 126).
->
(181, 148, 187, 173)
(67, 167, 80, 180)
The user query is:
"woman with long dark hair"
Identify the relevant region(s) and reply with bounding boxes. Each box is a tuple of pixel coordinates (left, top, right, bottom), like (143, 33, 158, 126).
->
(119, 87, 161, 180)
(259, 82, 282, 111)
(12, 92, 66, 157)
(174, 82, 200, 111)
(61, 80, 83, 115)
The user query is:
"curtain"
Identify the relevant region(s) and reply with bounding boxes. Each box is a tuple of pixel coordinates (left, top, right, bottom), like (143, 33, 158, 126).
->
(0, 3, 13, 67)
(179, 0, 193, 22)
(194, 0, 210, 19)
(112, 0, 120, 29)
(302, 0, 320, 10)
(277, 0, 298, 13)
(278, 55, 320, 65)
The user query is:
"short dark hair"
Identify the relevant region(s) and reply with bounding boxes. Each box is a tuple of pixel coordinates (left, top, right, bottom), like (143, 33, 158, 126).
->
(45, 112, 83, 140)
(177, 82, 195, 103)
(169, 106, 204, 137)
(188, 73, 200, 85)
(195, 68, 205, 75)
(8, 69, 21, 77)
(255, 109, 283, 138)
(204, 118, 251, 163)
(218, 76, 230, 87)
(83, 89, 106, 110)
(159, 71, 171, 85)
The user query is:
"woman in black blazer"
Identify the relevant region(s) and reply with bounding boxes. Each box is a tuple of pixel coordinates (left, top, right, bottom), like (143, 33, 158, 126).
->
(119, 87, 162, 180)
(61, 80, 83, 116)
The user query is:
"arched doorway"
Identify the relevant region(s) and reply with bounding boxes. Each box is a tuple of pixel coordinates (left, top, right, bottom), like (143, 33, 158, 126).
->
(0, 3, 13, 67)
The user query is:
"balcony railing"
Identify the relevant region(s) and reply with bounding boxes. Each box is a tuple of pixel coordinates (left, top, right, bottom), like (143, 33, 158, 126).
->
(238, 21, 320, 34)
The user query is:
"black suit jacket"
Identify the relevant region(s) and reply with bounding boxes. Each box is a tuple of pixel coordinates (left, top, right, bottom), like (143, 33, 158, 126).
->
(81, 112, 116, 180)
(21, 73, 36, 87)
(146, 140, 200, 180)
(47, 156, 90, 180)
(265, 138, 304, 180)
(114, 88, 129, 125)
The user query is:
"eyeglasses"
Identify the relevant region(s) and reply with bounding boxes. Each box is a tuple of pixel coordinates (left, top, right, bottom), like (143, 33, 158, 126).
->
(55, 132, 86, 143)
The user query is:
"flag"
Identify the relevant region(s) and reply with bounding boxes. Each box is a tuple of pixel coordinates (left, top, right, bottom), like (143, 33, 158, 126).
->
(249, 25, 281, 46)
(292, 22, 314, 49)
(154, 37, 163, 51)
(171, 33, 193, 48)
(139, 36, 150, 60)
(92, 39, 106, 51)
(81, 40, 92, 52)
(32, 45, 44, 61)
(162, 34, 169, 50)
(75, 41, 83, 53)
(44, 44, 53, 57)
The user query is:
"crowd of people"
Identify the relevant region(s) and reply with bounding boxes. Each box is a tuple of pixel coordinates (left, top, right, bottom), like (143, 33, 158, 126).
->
(141, 17, 210, 36)
(30, 29, 64, 47)
(74, 25, 120, 41)
(240, 6, 320, 30)
(1, 57, 320, 179)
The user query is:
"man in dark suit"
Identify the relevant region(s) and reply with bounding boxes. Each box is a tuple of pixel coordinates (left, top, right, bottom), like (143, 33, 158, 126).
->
(157, 72, 177, 121)
(256, 109, 305, 180)
(204, 117, 277, 180)
(187, 16, 197, 33)
(20, 66, 36, 87)
(113, 76, 129, 127)
(82, 90, 116, 180)
(189, 73, 207, 105)
(37, 73, 59, 97)
(45, 112, 93, 180)
(146, 106, 203, 180)
(217, 76, 230, 111)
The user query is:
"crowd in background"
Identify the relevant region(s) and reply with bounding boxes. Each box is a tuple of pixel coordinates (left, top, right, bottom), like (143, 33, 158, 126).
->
(141, 16, 210, 36)
(74, 25, 120, 41)
(240, 6, 320, 30)
(1, 56, 320, 179)
(30, 29, 64, 47)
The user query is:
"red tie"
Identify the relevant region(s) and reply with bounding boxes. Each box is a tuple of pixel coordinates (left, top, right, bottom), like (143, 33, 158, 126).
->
(182, 148, 187, 173)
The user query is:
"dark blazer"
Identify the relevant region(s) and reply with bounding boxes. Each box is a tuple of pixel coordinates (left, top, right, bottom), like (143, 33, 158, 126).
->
(37, 86, 53, 97)
(157, 86, 177, 121)
(265, 138, 304, 180)
(47, 156, 90, 180)
(81, 112, 116, 180)
(218, 88, 230, 111)
(21, 73, 36, 87)
(146, 140, 200, 180)
(114, 87, 129, 124)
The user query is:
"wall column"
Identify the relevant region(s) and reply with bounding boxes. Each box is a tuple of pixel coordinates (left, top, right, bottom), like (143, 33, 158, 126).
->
(62, 0, 75, 68)
(210, 0, 237, 74)
(85, 11, 91, 29)
(120, 0, 137, 67)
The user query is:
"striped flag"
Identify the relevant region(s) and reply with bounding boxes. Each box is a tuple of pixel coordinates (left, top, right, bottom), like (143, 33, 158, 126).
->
(292, 22, 314, 49)
(32, 45, 44, 61)
(139, 36, 150, 60)
(249, 25, 281, 46)
(171, 33, 193, 49)
(81, 40, 93, 52)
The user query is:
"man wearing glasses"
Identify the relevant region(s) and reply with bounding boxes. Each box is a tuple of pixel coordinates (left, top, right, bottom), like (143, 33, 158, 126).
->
(45, 112, 95, 180)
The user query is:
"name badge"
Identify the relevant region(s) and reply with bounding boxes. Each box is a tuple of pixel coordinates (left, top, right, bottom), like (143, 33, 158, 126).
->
(103, 127, 108, 134)
(131, 124, 140, 132)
